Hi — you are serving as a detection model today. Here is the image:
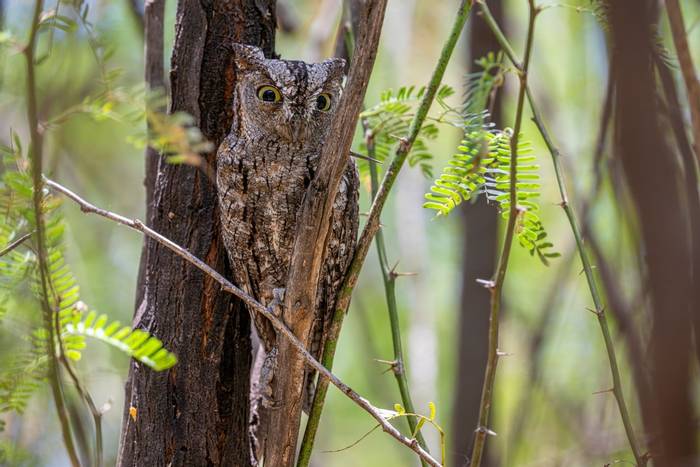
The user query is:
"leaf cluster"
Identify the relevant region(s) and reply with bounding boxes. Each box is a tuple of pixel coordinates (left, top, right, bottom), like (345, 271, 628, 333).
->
(0, 142, 176, 423)
(358, 84, 456, 178)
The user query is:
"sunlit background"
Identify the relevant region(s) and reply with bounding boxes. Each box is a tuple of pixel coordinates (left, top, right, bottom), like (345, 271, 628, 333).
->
(1, 0, 699, 466)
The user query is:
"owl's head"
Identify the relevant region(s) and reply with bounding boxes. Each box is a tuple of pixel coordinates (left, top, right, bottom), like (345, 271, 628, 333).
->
(232, 44, 345, 144)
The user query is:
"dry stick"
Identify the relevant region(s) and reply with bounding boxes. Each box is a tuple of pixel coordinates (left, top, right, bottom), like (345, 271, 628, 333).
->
(469, 2, 536, 466)
(298, 2, 473, 464)
(24, 1, 81, 466)
(367, 126, 430, 461)
(665, 0, 700, 164)
(44, 178, 441, 467)
(475, 1, 646, 464)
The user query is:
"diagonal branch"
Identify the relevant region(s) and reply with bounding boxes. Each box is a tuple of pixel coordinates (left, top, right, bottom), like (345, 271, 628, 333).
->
(44, 178, 441, 467)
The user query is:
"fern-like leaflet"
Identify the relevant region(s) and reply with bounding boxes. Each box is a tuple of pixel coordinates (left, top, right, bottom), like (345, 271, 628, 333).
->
(0, 144, 177, 422)
(359, 84, 455, 178)
(424, 128, 559, 265)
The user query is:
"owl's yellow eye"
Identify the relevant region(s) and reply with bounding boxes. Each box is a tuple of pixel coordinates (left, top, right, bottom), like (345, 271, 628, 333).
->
(257, 85, 282, 103)
(316, 93, 332, 111)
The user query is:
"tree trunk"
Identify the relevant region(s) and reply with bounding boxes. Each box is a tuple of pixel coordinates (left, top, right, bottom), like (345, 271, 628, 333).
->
(610, 1, 696, 464)
(452, 3, 502, 466)
(117, 2, 276, 466)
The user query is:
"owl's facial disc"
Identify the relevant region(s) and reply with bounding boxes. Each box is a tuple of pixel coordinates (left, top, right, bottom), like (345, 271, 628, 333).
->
(237, 53, 345, 144)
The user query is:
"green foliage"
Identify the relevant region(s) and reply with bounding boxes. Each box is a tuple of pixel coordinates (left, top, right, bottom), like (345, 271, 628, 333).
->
(61, 306, 177, 371)
(359, 85, 456, 178)
(0, 330, 47, 415)
(0, 146, 177, 421)
(422, 52, 558, 265)
(424, 127, 559, 265)
(463, 52, 505, 115)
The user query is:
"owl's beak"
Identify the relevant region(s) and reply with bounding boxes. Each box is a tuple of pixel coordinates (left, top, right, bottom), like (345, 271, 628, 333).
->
(288, 117, 304, 140)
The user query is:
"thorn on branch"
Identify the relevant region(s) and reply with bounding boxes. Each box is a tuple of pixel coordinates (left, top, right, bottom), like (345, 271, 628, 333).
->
(496, 349, 513, 357)
(350, 150, 382, 164)
(474, 425, 498, 437)
(397, 137, 411, 154)
(592, 387, 615, 395)
(374, 358, 399, 375)
(586, 306, 605, 317)
(476, 278, 496, 289)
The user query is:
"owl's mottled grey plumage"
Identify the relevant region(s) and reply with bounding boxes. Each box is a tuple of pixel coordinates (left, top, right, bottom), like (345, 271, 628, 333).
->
(216, 44, 359, 400)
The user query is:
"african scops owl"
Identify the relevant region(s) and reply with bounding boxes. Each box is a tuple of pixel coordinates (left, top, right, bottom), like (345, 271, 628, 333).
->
(216, 44, 359, 397)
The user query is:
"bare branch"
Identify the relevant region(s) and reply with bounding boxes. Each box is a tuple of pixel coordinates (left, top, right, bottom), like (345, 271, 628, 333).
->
(0, 231, 34, 257)
(44, 178, 441, 467)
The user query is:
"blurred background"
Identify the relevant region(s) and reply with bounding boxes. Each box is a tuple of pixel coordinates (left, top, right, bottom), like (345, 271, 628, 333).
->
(1, 0, 699, 466)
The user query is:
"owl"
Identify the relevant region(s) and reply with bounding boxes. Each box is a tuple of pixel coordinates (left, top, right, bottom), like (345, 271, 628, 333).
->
(216, 44, 359, 403)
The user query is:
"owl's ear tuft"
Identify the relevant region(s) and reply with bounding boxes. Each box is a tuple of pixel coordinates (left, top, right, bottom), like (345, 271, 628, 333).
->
(322, 58, 347, 83)
(232, 43, 266, 71)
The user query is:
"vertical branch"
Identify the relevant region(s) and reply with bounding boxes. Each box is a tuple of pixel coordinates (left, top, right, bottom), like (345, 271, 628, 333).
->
(342, 6, 429, 456)
(610, 0, 695, 463)
(367, 126, 430, 462)
(299, 2, 472, 463)
(665, 0, 700, 163)
(452, 1, 502, 464)
(475, 1, 647, 464)
(24, 0, 81, 465)
(469, 2, 536, 465)
(655, 55, 700, 370)
(60, 356, 103, 467)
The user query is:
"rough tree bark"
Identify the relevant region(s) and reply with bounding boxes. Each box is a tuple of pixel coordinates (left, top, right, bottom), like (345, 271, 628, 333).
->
(117, 2, 276, 466)
(610, 1, 696, 464)
(451, 3, 501, 466)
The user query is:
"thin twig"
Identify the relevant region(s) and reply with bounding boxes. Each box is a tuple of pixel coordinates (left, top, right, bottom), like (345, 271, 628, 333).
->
(0, 231, 34, 257)
(367, 122, 430, 461)
(475, 1, 646, 464)
(299, 2, 472, 464)
(470, 2, 537, 465)
(332, 13, 429, 460)
(24, 1, 81, 465)
(59, 356, 103, 467)
(44, 178, 441, 467)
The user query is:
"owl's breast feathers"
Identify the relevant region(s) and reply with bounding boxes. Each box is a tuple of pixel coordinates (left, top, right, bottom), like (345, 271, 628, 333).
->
(216, 132, 359, 352)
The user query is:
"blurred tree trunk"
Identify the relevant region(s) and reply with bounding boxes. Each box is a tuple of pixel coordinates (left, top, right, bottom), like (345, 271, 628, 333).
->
(451, 3, 502, 466)
(610, 1, 696, 465)
(117, 2, 276, 466)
